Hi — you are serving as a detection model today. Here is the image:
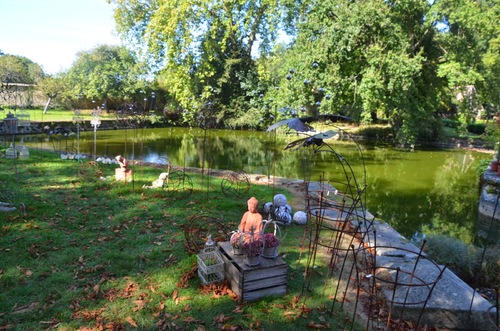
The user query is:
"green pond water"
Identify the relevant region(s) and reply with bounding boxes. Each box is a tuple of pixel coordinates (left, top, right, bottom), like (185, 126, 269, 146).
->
(20, 127, 491, 242)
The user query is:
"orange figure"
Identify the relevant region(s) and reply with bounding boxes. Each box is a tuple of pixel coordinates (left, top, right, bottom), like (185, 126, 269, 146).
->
(239, 197, 263, 235)
(115, 155, 132, 181)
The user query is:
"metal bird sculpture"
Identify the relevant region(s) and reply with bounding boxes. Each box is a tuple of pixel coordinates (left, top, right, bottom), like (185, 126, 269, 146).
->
(284, 130, 338, 150)
(266, 113, 354, 133)
(266, 117, 314, 133)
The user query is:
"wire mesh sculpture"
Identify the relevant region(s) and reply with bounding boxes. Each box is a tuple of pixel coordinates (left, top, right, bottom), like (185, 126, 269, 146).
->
(183, 212, 231, 254)
(162, 170, 193, 199)
(220, 170, 250, 198)
(268, 109, 449, 329)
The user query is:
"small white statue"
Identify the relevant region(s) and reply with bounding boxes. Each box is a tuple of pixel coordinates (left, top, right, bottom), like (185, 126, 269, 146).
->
(143, 172, 169, 189)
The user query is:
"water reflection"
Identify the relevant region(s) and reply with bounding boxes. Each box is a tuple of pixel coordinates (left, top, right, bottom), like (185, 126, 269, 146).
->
(9, 127, 491, 241)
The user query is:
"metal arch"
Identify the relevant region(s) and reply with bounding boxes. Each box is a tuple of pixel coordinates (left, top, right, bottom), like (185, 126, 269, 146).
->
(162, 171, 193, 199)
(220, 170, 250, 198)
(78, 161, 103, 180)
(183, 212, 231, 254)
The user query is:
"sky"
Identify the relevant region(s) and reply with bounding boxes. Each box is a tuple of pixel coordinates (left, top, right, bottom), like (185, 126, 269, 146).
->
(1, 0, 121, 74)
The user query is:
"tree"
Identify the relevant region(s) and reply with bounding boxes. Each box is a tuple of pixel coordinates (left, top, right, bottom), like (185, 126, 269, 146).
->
(0, 53, 44, 107)
(431, 0, 499, 126)
(258, 0, 452, 144)
(63, 45, 142, 110)
(110, 0, 295, 127)
(38, 75, 65, 114)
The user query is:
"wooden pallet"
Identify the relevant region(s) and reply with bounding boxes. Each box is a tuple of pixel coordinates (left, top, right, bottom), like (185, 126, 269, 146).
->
(218, 241, 287, 302)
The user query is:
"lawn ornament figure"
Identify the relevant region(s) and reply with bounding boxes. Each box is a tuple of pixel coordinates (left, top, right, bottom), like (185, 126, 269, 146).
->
(115, 155, 132, 181)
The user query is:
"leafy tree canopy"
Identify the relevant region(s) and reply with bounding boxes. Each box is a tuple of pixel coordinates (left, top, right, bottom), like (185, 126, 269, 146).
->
(110, 0, 297, 126)
(0, 53, 44, 85)
(256, 0, 498, 143)
(63, 44, 144, 110)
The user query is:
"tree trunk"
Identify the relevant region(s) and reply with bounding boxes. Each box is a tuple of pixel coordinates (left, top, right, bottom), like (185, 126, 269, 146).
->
(43, 98, 51, 114)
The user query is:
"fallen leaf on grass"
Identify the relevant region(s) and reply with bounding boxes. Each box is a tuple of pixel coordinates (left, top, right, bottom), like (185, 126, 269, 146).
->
(183, 316, 200, 323)
(133, 299, 146, 311)
(39, 319, 60, 328)
(213, 313, 231, 324)
(125, 316, 138, 327)
(308, 321, 330, 329)
(172, 289, 179, 302)
(232, 306, 244, 313)
(12, 302, 39, 314)
(16, 266, 33, 277)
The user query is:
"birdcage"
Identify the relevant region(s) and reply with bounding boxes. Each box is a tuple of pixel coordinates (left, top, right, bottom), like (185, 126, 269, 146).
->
(4, 112, 18, 134)
(197, 235, 224, 285)
(5, 143, 16, 159)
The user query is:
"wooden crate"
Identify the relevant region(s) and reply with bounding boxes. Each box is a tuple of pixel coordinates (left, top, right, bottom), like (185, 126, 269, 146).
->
(218, 241, 287, 302)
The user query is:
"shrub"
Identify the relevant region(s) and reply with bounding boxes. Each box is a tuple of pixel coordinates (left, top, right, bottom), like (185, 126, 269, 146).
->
(422, 234, 476, 283)
(442, 118, 458, 128)
(472, 245, 500, 288)
(466, 123, 486, 135)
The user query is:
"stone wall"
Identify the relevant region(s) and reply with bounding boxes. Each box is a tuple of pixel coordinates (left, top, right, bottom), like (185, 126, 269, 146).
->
(478, 165, 500, 244)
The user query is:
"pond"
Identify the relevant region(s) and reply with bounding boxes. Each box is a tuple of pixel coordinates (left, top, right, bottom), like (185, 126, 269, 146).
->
(14, 126, 491, 242)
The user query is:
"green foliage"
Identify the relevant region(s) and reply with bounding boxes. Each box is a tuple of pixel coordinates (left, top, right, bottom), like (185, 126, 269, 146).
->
(0, 53, 44, 108)
(422, 234, 476, 283)
(0, 53, 44, 85)
(354, 125, 393, 141)
(63, 45, 145, 110)
(473, 245, 500, 288)
(442, 118, 459, 128)
(466, 123, 486, 135)
(111, 0, 291, 126)
(254, 0, 446, 144)
(423, 236, 500, 289)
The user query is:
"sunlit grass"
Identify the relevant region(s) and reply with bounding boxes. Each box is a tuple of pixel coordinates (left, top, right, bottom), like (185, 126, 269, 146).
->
(0, 149, 364, 330)
(2, 108, 119, 122)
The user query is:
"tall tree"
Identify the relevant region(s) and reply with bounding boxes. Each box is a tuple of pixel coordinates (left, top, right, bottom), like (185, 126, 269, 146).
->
(110, 0, 294, 126)
(431, 0, 499, 124)
(63, 45, 142, 110)
(38, 75, 65, 114)
(260, 0, 445, 144)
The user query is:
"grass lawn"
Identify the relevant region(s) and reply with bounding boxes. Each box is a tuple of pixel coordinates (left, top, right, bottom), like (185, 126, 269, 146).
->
(0, 149, 361, 330)
(1, 108, 118, 123)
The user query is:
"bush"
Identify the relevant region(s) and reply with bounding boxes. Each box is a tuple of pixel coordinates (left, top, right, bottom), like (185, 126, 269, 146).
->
(466, 123, 486, 135)
(424, 235, 500, 289)
(473, 245, 500, 288)
(355, 125, 393, 140)
(442, 118, 458, 128)
(423, 234, 476, 283)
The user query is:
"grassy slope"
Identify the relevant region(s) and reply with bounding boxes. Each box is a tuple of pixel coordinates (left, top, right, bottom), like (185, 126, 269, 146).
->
(0, 150, 362, 330)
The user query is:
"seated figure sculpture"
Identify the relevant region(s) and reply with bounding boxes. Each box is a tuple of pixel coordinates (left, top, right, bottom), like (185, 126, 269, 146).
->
(239, 197, 263, 237)
(115, 155, 132, 181)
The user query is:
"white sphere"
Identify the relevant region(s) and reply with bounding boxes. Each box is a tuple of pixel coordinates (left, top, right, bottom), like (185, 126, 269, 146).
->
(273, 194, 287, 207)
(275, 206, 292, 225)
(263, 202, 273, 214)
(293, 211, 307, 225)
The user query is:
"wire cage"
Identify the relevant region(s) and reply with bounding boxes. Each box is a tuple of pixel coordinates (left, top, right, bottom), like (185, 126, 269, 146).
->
(359, 241, 447, 331)
(197, 236, 224, 285)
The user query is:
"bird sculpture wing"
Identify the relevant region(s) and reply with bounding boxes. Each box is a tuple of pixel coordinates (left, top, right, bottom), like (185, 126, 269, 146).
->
(266, 117, 314, 132)
(284, 130, 338, 150)
(316, 114, 354, 123)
